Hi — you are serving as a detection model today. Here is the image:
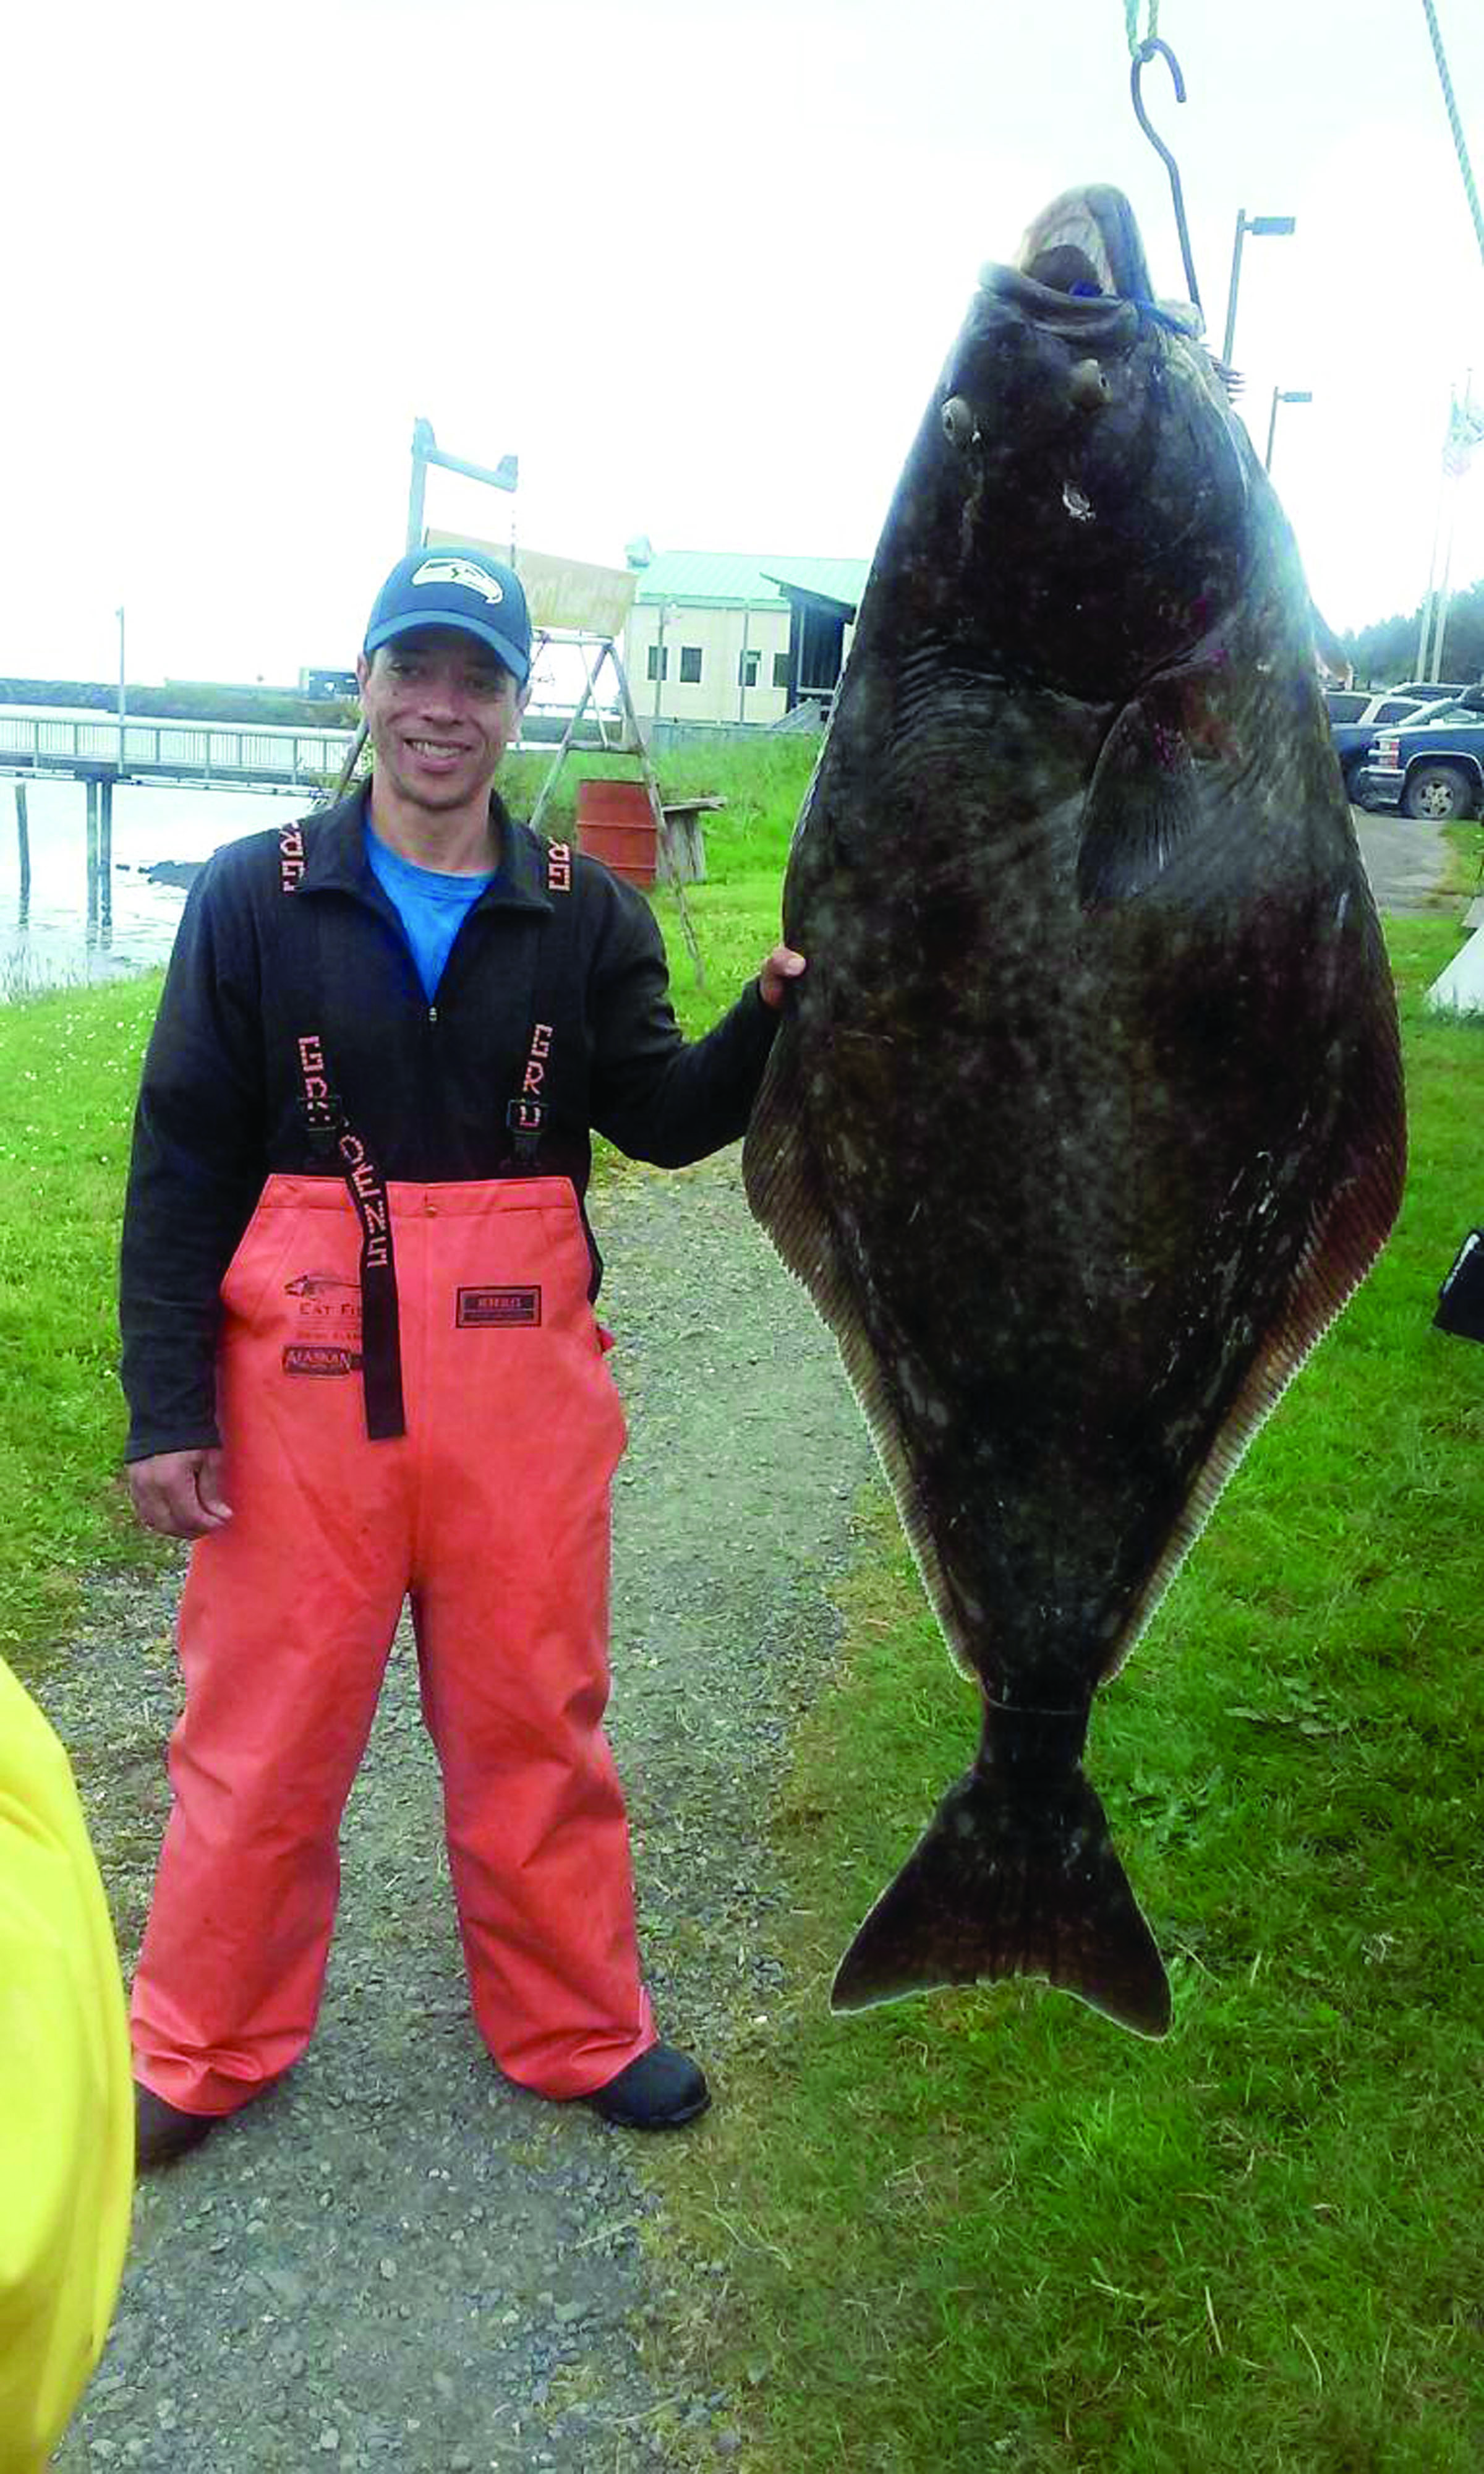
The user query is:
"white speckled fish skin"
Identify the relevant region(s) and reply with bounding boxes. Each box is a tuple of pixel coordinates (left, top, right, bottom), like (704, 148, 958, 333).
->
(743, 186, 1405, 2035)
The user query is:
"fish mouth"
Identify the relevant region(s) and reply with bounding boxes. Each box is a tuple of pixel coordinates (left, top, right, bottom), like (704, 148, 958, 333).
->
(975, 182, 1200, 348)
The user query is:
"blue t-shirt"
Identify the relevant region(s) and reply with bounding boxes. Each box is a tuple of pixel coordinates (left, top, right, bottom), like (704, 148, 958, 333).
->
(365, 826, 497, 1002)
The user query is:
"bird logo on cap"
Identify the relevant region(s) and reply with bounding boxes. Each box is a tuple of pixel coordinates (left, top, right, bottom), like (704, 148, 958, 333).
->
(411, 556, 505, 606)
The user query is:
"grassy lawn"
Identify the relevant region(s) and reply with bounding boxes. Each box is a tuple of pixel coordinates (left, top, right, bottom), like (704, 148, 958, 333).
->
(1439, 817, 1484, 902)
(0, 975, 166, 1663)
(645, 912, 1484, 2472)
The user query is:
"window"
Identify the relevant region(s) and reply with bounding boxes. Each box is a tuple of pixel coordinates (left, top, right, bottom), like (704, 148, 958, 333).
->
(772, 651, 791, 689)
(646, 644, 669, 682)
(738, 649, 760, 687)
(680, 646, 702, 684)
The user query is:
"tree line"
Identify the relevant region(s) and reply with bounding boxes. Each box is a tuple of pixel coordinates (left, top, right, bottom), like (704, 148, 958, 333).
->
(1341, 577, 1484, 688)
(0, 677, 358, 729)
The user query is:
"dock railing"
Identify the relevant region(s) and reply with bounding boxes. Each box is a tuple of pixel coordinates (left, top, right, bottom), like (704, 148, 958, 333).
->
(0, 709, 358, 790)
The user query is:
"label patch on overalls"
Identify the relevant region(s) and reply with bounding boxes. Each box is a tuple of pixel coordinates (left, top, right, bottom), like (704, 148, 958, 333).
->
(283, 1343, 363, 1376)
(456, 1286, 542, 1328)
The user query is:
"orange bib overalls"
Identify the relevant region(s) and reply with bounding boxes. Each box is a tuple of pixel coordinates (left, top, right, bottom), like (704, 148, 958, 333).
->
(130, 843, 657, 2112)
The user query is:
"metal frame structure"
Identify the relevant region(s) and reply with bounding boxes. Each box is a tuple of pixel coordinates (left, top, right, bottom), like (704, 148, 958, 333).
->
(406, 418, 517, 553)
(525, 629, 704, 984)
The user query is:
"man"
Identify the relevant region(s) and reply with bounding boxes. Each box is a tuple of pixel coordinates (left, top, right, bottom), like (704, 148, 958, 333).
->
(120, 543, 804, 2165)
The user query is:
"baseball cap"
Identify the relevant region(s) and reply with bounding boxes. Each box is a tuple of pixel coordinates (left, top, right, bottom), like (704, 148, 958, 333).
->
(362, 545, 532, 684)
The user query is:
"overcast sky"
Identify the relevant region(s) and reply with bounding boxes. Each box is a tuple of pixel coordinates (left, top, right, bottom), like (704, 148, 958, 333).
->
(4, 0, 1482, 688)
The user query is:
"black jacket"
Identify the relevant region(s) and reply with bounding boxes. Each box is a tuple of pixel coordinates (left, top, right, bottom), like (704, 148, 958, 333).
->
(119, 789, 778, 1461)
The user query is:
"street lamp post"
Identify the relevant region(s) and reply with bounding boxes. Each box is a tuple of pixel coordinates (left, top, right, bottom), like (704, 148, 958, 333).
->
(106, 602, 125, 927)
(1265, 387, 1313, 474)
(1222, 208, 1297, 367)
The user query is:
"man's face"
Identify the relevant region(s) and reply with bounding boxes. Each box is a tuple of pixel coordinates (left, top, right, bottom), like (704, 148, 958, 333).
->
(356, 628, 526, 813)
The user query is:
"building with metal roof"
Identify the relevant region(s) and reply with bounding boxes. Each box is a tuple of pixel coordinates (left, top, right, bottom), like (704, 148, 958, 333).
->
(622, 544, 872, 727)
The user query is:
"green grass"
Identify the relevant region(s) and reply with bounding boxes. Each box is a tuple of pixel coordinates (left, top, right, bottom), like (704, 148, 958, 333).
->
(1439, 818, 1484, 902)
(644, 916, 1484, 2472)
(0, 977, 167, 1662)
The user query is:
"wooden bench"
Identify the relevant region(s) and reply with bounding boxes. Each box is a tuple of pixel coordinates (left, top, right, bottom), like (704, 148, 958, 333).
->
(659, 795, 723, 884)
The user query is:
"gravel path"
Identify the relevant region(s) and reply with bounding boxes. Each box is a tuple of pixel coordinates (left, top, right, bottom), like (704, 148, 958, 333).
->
(39, 1152, 872, 2473)
(1352, 807, 1452, 913)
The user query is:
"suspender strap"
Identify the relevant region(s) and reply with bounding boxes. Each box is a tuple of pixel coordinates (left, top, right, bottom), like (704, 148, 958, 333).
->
(502, 841, 576, 1175)
(282, 820, 406, 1443)
(292, 1032, 406, 1441)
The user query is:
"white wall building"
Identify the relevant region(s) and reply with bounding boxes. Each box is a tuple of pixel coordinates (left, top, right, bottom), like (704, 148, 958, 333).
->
(622, 547, 871, 727)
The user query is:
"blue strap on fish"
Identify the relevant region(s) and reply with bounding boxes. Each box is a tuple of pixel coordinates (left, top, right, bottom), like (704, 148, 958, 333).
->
(1070, 276, 1201, 340)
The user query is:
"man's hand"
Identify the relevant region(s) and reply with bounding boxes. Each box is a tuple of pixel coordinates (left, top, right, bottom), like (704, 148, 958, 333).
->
(127, 1449, 232, 1539)
(758, 945, 806, 1011)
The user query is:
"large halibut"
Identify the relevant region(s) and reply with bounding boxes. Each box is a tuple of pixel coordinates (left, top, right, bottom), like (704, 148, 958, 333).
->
(743, 185, 1405, 2037)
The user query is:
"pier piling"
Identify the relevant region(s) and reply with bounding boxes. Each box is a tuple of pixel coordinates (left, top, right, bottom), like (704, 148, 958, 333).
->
(85, 779, 100, 933)
(100, 777, 113, 928)
(14, 784, 28, 920)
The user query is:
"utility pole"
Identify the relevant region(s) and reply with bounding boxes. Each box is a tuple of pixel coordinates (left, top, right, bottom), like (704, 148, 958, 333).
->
(652, 603, 675, 723)
(1417, 379, 1479, 682)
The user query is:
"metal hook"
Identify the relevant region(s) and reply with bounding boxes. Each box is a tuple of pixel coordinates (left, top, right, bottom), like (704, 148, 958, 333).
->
(1130, 36, 1202, 315)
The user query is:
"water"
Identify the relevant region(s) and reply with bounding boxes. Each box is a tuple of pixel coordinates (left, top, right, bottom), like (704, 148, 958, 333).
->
(1, 777, 305, 995)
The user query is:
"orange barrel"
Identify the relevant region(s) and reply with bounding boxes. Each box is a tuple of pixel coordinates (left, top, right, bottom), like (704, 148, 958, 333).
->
(574, 781, 658, 887)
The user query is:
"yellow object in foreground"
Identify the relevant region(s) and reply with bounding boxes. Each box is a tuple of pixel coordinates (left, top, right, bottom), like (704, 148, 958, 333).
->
(0, 1658, 133, 2473)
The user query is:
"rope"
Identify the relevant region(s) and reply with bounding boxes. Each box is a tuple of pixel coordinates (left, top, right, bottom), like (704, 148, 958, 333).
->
(1124, 0, 1159, 55)
(1421, 0, 1484, 272)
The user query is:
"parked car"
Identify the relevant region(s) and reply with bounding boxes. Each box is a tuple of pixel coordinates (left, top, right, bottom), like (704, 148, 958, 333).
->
(1354, 692, 1484, 820)
(1324, 686, 1467, 722)
(1324, 690, 1437, 802)
(1383, 695, 1484, 727)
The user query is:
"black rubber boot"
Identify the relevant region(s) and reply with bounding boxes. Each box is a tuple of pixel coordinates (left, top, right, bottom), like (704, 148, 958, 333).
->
(134, 2084, 221, 2169)
(584, 2044, 710, 2130)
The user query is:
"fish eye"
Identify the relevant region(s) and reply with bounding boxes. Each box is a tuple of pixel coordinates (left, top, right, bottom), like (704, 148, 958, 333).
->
(942, 395, 979, 450)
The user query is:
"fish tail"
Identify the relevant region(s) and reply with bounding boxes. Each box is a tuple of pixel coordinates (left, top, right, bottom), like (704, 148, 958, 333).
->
(830, 1765, 1171, 2037)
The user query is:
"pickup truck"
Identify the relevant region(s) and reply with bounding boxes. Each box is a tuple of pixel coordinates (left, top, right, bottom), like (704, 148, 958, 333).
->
(1324, 689, 1437, 802)
(1354, 696, 1484, 820)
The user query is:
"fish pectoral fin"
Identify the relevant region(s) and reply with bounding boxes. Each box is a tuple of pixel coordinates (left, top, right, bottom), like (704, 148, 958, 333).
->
(830, 1766, 1171, 2039)
(1077, 670, 1237, 907)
